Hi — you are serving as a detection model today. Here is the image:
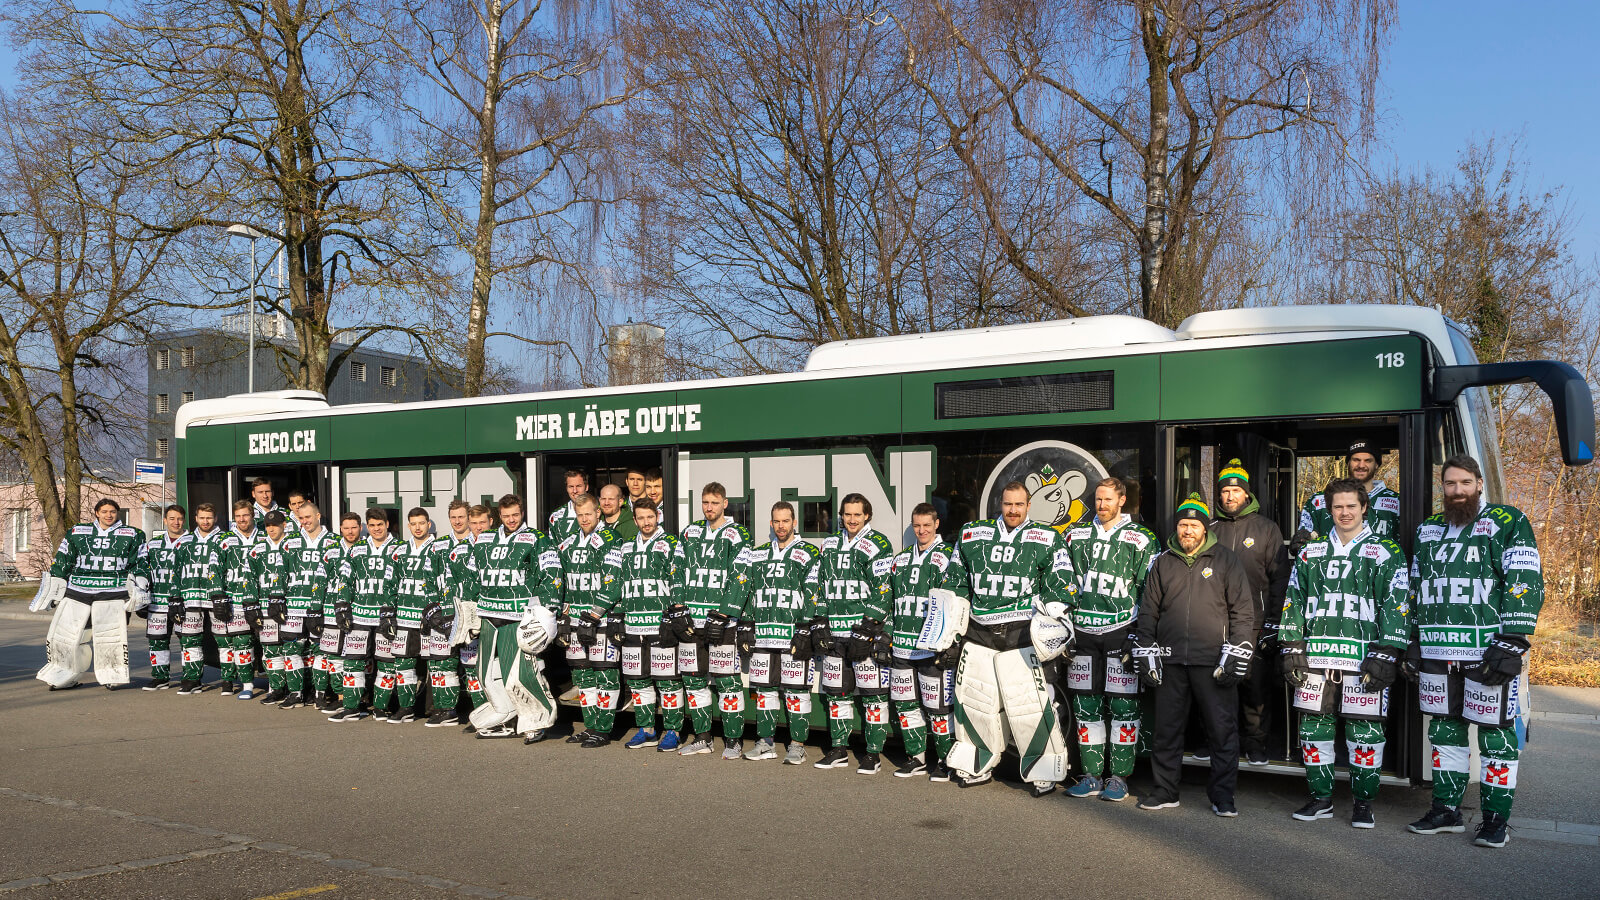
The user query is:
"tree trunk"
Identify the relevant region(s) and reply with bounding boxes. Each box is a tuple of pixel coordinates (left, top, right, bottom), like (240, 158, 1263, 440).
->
(1139, 3, 1170, 324)
(464, 2, 506, 398)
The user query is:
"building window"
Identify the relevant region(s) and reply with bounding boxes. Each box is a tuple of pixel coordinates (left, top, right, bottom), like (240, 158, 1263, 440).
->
(155, 348, 170, 370)
(380, 366, 396, 387)
(182, 391, 194, 405)
(157, 438, 169, 458)
(351, 361, 367, 383)
(9, 509, 28, 555)
(180, 346, 195, 367)
(156, 394, 170, 414)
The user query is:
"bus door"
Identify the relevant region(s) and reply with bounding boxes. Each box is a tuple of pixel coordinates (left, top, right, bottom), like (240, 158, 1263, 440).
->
(539, 447, 680, 534)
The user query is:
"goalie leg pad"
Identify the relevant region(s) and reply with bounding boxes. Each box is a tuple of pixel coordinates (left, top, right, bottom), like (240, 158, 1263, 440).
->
(89, 599, 130, 686)
(37, 598, 93, 688)
(950, 642, 1005, 779)
(996, 646, 1068, 783)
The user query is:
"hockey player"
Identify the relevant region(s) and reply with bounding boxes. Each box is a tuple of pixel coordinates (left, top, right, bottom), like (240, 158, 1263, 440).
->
(884, 503, 967, 780)
(469, 494, 565, 742)
(310, 512, 364, 711)
(455, 504, 495, 721)
(250, 478, 288, 530)
(280, 501, 340, 708)
(644, 469, 664, 506)
(1062, 478, 1159, 801)
(1279, 478, 1410, 828)
(424, 500, 477, 727)
(669, 483, 752, 759)
(33, 498, 147, 691)
(1404, 455, 1542, 848)
(947, 482, 1077, 795)
(171, 503, 227, 695)
(730, 501, 819, 765)
(1134, 495, 1254, 816)
(624, 467, 647, 505)
(216, 500, 263, 699)
(245, 511, 296, 706)
(1298, 440, 1401, 543)
(328, 508, 398, 722)
(599, 483, 637, 541)
(376, 508, 451, 724)
(561, 494, 623, 747)
(1209, 461, 1290, 766)
(595, 498, 685, 751)
(807, 493, 896, 774)
(139, 504, 187, 690)
(547, 468, 589, 542)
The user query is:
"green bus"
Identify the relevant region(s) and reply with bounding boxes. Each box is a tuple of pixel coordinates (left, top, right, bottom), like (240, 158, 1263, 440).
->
(172, 304, 1594, 782)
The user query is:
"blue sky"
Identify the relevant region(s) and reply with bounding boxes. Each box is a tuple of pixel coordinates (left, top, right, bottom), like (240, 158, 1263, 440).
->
(1378, 0, 1599, 260)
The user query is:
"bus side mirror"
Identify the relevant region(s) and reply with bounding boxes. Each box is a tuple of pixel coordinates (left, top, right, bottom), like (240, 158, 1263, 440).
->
(1434, 361, 1595, 466)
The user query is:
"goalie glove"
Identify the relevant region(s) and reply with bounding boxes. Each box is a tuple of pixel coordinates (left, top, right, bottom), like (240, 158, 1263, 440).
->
(1360, 644, 1400, 692)
(29, 575, 67, 612)
(242, 600, 264, 630)
(1213, 641, 1253, 687)
(663, 604, 696, 642)
(124, 575, 152, 614)
(704, 610, 733, 645)
(1473, 633, 1530, 687)
(377, 607, 398, 639)
(517, 604, 559, 654)
(210, 594, 233, 625)
(334, 601, 354, 632)
(735, 620, 756, 656)
(576, 611, 603, 647)
(265, 594, 287, 624)
(787, 620, 814, 661)
(1279, 640, 1310, 688)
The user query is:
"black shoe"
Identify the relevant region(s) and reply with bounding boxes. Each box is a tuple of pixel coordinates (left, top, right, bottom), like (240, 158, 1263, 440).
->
(1406, 801, 1466, 835)
(1212, 799, 1238, 817)
(327, 709, 369, 722)
(142, 679, 169, 691)
(424, 711, 459, 728)
(894, 755, 928, 778)
(317, 693, 341, 712)
(1352, 800, 1375, 829)
(1474, 812, 1510, 848)
(957, 772, 993, 789)
(814, 747, 851, 769)
(278, 693, 304, 710)
(219, 681, 237, 696)
(856, 752, 881, 775)
(389, 711, 418, 724)
(566, 731, 586, 744)
(175, 680, 202, 695)
(1293, 796, 1334, 822)
(1137, 795, 1179, 811)
(47, 683, 81, 691)
(581, 732, 611, 749)
(1245, 746, 1269, 766)
(259, 688, 287, 705)
(928, 761, 953, 783)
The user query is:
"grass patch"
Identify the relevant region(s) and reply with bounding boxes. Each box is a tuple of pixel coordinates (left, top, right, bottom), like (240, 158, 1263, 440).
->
(1529, 605, 1600, 688)
(0, 581, 36, 602)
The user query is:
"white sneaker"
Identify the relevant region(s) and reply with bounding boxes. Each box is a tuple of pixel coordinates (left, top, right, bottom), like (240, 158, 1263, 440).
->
(783, 742, 807, 765)
(745, 739, 778, 761)
(679, 736, 713, 756)
(721, 741, 743, 761)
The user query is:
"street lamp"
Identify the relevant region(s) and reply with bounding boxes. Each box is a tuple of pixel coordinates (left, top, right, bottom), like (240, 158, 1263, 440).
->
(227, 224, 267, 392)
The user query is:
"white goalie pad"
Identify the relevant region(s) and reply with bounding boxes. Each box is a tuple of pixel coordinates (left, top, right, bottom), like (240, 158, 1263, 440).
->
(30, 576, 67, 613)
(91, 600, 130, 685)
(37, 598, 93, 688)
(915, 588, 970, 652)
(516, 604, 558, 654)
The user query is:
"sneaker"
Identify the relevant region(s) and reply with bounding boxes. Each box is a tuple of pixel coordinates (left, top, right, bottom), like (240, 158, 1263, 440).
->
(1352, 800, 1376, 829)
(370, 710, 390, 723)
(1245, 746, 1269, 766)
(857, 752, 882, 775)
(278, 694, 304, 710)
(327, 709, 369, 722)
(317, 693, 340, 712)
(390, 711, 418, 724)
(1474, 812, 1510, 848)
(1212, 799, 1238, 817)
(1101, 775, 1130, 802)
(1137, 795, 1180, 811)
(259, 688, 287, 705)
(814, 747, 851, 769)
(175, 680, 202, 695)
(1190, 748, 1210, 762)
(894, 754, 928, 778)
(424, 711, 458, 728)
(783, 742, 807, 766)
(475, 723, 518, 739)
(957, 772, 993, 789)
(1406, 801, 1466, 835)
(721, 741, 744, 761)
(626, 729, 660, 749)
(656, 732, 682, 753)
(1066, 775, 1104, 799)
(566, 731, 585, 744)
(142, 679, 169, 692)
(679, 736, 713, 756)
(745, 738, 778, 761)
(1292, 796, 1335, 822)
(523, 729, 549, 744)
(928, 761, 953, 783)
(219, 681, 237, 696)
(157, 680, 177, 690)
(1029, 781, 1056, 798)
(582, 732, 612, 749)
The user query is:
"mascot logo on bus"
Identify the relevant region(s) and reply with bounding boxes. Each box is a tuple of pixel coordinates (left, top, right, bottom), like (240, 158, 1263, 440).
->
(980, 440, 1107, 531)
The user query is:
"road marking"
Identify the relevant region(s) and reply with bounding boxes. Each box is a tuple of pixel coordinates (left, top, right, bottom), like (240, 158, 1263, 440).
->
(249, 885, 340, 900)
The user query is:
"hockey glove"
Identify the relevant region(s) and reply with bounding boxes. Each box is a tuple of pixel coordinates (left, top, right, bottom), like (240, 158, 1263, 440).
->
(305, 610, 324, 640)
(1127, 637, 1165, 688)
(1257, 620, 1280, 655)
(210, 594, 233, 625)
(242, 600, 264, 630)
(704, 610, 733, 645)
(1473, 633, 1531, 687)
(576, 611, 603, 647)
(1213, 641, 1253, 687)
(870, 626, 895, 666)
(558, 618, 576, 648)
(168, 602, 185, 632)
(1288, 527, 1316, 559)
(735, 620, 756, 656)
(334, 601, 354, 632)
(1279, 641, 1310, 688)
(266, 594, 287, 624)
(809, 617, 836, 655)
(788, 620, 814, 661)
(377, 607, 398, 639)
(934, 639, 964, 669)
(1360, 644, 1400, 692)
(848, 619, 884, 663)
(1401, 640, 1422, 682)
(664, 604, 696, 642)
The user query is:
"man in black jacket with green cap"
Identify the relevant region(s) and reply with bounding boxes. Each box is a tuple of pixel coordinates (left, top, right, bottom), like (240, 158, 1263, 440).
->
(1132, 494, 1255, 816)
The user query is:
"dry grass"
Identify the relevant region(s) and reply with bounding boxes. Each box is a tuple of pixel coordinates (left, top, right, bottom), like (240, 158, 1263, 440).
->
(0, 581, 36, 602)
(1529, 603, 1600, 687)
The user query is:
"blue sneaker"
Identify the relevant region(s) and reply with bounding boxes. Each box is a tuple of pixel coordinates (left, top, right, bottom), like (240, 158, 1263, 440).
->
(626, 729, 660, 749)
(1066, 775, 1103, 798)
(656, 731, 681, 753)
(1100, 775, 1129, 802)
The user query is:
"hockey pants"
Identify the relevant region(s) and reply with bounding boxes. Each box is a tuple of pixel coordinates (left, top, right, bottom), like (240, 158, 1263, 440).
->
(1299, 713, 1385, 800)
(1071, 692, 1142, 779)
(1430, 715, 1520, 816)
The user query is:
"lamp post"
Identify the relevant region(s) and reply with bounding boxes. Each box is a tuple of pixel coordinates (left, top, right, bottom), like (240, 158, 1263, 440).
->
(227, 224, 267, 392)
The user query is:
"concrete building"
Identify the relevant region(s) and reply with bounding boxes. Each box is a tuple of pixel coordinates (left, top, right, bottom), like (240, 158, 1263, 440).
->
(1, 481, 156, 580)
(146, 317, 458, 464)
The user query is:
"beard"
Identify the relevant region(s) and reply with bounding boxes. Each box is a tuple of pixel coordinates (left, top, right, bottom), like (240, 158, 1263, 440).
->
(1220, 495, 1248, 516)
(1442, 489, 1482, 527)
(1177, 531, 1205, 553)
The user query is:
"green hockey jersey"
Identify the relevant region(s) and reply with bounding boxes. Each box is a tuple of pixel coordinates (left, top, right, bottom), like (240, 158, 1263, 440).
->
(429, 533, 478, 607)
(558, 526, 621, 620)
(1409, 502, 1543, 661)
(1279, 526, 1411, 671)
(49, 520, 146, 596)
(220, 529, 262, 599)
(388, 537, 449, 629)
(1300, 482, 1402, 540)
(953, 519, 1076, 626)
(598, 531, 680, 634)
(172, 528, 228, 605)
(807, 527, 895, 630)
(548, 502, 581, 543)
(674, 518, 752, 625)
(279, 528, 340, 616)
(139, 532, 185, 606)
(244, 533, 293, 604)
(470, 526, 564, 621)
(887, 539, 969, 657)
(336, 535, 400, 627)
(1064, 514, 1160, 633)
(733, 538, 821, 648)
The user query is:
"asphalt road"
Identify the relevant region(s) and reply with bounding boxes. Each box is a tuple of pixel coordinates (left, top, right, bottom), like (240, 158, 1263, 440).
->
(1, 616, 1597, 899)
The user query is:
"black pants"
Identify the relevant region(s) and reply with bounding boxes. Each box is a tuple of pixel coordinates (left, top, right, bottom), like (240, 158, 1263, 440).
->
(1151, 664, 1239, 804)
(1237, 655, 1274, 754)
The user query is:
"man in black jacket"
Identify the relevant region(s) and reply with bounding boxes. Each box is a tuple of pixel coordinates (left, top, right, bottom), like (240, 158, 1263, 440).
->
(1209, 460, 1289, 765)
(1131, 494, 1255, 816)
